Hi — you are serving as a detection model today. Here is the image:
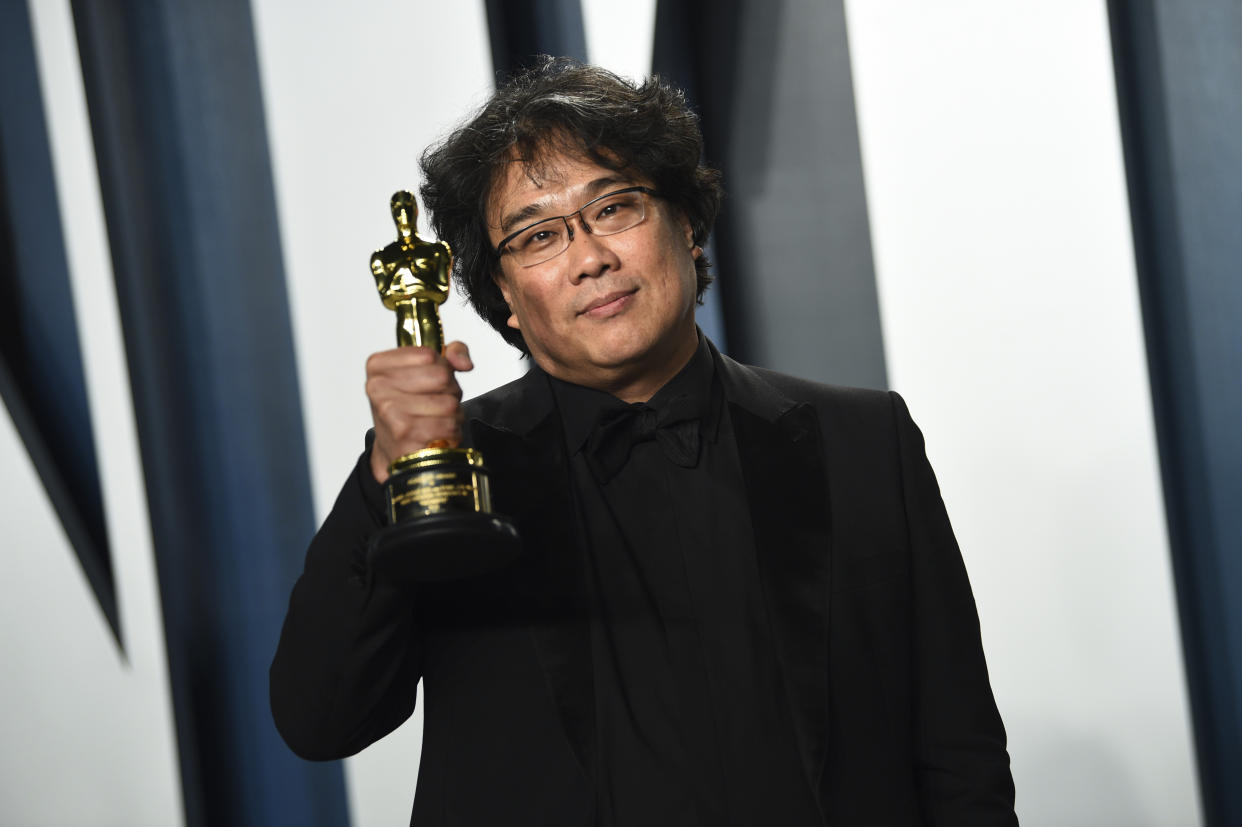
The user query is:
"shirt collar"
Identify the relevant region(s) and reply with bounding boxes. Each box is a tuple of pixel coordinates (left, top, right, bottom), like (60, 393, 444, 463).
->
(548, 330, 719, 455)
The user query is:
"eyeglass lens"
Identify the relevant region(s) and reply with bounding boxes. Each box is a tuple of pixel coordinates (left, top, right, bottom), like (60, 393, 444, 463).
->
(505, 189, 649, 267)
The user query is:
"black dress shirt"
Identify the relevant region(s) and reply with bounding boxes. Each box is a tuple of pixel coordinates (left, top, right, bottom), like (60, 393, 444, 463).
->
(548, 336, 822, 827)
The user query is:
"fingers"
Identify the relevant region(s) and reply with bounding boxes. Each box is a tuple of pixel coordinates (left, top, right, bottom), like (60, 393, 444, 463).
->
(368, 352, 461, 399)
(365, 344, 470, 483)
(367, 342, 472, 384)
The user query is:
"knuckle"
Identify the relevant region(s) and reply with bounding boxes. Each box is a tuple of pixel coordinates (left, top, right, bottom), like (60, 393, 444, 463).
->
(365, 350, 393, 375)
(433, 395, 461, 416)
(373, 398, 402, 426)
(389, 419, 415, 443)
(429, 363, 453, 386)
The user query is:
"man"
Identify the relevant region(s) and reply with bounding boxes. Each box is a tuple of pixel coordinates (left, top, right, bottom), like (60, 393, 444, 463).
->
(271, 59, 1017, 826)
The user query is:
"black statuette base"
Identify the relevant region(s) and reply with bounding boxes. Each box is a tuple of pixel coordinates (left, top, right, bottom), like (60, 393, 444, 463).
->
(368, 511, 521, 583)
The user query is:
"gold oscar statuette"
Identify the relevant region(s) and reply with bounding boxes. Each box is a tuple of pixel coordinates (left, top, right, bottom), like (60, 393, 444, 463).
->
(367, 190, 520, 581)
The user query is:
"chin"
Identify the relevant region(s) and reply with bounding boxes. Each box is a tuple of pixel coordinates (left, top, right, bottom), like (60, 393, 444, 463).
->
(587, 330, 663, 368)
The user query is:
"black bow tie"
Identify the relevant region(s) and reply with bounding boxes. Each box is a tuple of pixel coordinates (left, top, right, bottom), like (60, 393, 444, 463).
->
(584, 395, 702, 483)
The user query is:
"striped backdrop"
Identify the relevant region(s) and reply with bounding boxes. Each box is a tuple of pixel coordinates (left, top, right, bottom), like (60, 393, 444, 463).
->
(2, 1, 1236, 824)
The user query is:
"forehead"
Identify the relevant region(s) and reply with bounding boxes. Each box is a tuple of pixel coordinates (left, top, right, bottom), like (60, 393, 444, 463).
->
(486, 150, 639, 236)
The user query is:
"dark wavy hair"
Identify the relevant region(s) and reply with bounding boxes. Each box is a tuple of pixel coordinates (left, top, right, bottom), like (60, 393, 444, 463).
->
(419, 57, 723, 353)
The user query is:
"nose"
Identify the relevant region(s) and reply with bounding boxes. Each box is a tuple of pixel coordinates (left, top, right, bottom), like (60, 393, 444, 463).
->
(565, 212, 618, 283)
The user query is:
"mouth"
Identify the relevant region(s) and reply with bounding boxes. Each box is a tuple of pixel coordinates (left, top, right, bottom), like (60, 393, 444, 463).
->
(579, 288, 637, 318)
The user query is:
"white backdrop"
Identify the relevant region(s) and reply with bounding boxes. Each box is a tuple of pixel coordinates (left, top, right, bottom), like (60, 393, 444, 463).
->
(844, 1, 1199, 823)
(2, 0, 1201, 825)
(1, 1, 183, 824)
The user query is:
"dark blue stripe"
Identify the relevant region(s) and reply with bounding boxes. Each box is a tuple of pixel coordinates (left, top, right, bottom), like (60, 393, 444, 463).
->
(653, 0, 884, 388)
(485, 0, 588, 81)
(0, 0, 117, 646)
(1109, 2, 1242, 822)
(650, 0, 736, 353)
(68, 0, 350, 824)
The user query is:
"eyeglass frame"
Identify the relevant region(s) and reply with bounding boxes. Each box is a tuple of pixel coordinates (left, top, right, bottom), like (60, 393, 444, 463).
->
(493, 186, 661, 267)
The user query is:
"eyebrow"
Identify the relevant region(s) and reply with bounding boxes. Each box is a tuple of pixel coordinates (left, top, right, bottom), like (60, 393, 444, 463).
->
(497, 175, 630, 235)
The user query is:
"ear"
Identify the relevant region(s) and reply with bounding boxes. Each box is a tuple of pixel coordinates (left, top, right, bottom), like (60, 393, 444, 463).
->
(679, 213, 702, 260)
(493, 271, 521, 330)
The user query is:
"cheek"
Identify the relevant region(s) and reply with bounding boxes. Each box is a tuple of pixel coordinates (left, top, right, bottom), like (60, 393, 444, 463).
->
(507, 282, 561, 335)
(660, 246, 698, 299)
(652, 221, 698, 289)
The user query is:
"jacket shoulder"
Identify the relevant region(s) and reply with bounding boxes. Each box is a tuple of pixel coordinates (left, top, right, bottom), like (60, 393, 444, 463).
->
(460, 366, 560, 440)
(740, 362, 900, 426)
(751, 366, 890, 406)
(462, 368, 540, 420)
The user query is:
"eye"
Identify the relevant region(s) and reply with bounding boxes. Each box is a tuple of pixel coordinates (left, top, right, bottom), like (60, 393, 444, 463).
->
(591, 194, 639, 227)
(516, 223, 562, 251)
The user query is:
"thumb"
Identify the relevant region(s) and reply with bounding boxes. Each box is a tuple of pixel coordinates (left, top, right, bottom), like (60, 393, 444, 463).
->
(443, 340, 474, 372)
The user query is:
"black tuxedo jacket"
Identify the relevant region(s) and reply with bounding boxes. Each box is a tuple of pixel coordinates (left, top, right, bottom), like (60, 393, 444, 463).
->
(271, 345, 1017, 826)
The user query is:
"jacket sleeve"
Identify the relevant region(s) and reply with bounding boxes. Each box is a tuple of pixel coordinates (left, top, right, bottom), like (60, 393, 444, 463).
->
(891, 392, 1018, 825)
(269, 434, 424, 761)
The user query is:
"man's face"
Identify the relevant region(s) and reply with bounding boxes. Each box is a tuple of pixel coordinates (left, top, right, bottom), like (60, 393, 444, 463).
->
(488, 151, 701, 401)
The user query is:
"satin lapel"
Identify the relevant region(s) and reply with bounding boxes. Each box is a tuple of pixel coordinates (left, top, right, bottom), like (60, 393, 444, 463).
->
(471, 402, 595, 782)
(730, 399, 833, 792)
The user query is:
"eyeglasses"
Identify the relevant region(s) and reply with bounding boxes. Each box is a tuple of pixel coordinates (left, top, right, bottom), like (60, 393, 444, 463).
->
(495, 186, 659, 267)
